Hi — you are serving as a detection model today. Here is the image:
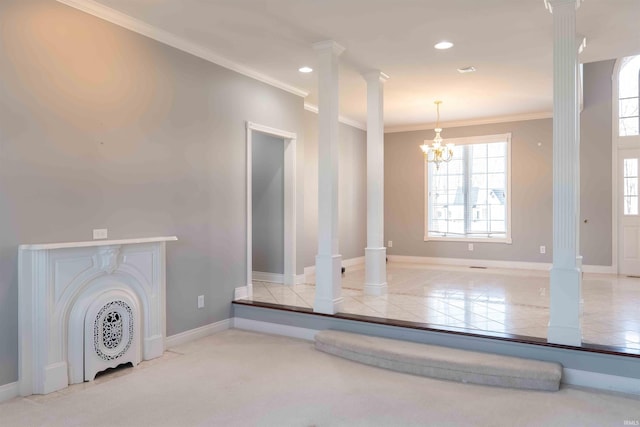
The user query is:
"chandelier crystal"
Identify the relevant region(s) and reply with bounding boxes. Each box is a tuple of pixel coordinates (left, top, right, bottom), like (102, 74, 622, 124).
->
(420, 100, 454, 170)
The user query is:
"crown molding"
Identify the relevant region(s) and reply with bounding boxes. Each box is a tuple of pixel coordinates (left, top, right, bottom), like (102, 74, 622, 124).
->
(544, 0, 583, 14)
(363, 70, 390, 83)
(384, 111, 553, 134)
(303, 103, 366, 131)
(312, 40, 346, 56)
(55, 0, 309, 98)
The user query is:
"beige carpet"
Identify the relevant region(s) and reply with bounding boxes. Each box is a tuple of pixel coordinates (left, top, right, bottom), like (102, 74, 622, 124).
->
(1, 329, 638, 426)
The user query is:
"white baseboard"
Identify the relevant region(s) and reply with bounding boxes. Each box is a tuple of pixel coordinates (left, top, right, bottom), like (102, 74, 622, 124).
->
(295, 274, 306, 285)
(252, 271, 284, 283)
(304, 255, 366, 279)
(581, 264, 616, 274)
(233, 317, 319, 341)
(387, 255, 616, 275)
(234, 286, 249, 300)
(562, 368, 640, 395)
(165, 319, 232, 348)
(231, 318, 638, 396)
(0, 381, 18, 403)
(343, 256, 366, 268)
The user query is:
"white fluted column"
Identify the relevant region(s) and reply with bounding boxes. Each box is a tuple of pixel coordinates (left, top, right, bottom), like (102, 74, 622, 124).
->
(546, 0, 583, 346)
(363, 70, 389, 296)
(313, 40, 345, 314)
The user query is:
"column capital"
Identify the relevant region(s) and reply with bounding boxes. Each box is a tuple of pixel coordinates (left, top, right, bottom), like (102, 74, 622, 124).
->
(313, 40, 346, 56)
(363, 70, 390, 84)
(577, 35, 587, 54)
(544, 0, 582, 14)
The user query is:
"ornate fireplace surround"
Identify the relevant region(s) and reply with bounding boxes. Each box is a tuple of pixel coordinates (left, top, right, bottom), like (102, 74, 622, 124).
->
(18, 236, 177, 396)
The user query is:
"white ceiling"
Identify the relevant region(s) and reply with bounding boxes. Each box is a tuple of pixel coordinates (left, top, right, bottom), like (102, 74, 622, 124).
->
(78, 0, 640, 129)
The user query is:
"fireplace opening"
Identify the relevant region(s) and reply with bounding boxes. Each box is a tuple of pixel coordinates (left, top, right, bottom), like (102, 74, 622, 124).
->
(94, 362, 134, 380)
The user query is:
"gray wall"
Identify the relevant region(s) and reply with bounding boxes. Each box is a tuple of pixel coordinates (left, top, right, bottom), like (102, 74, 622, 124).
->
(303, 110, 367, 269)
(384, 60, 614, 266)
(252, 132, 284, 274)
(0, 0, 305, 386)
(580, 60, 615, 266)
(385, 119, 554, 263)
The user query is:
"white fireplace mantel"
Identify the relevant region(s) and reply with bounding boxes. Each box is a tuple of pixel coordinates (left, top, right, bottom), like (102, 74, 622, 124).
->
(19, 236, 178, 251)
(19, 236, 177, 396)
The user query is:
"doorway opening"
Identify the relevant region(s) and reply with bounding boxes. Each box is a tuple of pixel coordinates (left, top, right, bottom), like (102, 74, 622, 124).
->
(244, 122, 297, 299)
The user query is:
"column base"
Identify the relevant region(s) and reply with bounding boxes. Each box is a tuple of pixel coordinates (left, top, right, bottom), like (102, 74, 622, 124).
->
(364, 247, 387, 296)
(548, 264, 582, 346)
(314, 254, 343, 314)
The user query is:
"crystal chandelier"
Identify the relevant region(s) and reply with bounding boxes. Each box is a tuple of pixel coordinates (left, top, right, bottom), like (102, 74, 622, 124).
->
(420, 100, 454, 170)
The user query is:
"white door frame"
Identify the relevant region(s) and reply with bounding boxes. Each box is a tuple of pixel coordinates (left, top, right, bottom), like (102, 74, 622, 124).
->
(617, 148, 640, 275)
(612, 56, 640, 274)
(245, 121, 297, 297)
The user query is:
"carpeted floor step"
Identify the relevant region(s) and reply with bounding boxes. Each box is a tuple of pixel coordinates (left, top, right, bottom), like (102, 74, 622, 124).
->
(314, 330, 562, 391)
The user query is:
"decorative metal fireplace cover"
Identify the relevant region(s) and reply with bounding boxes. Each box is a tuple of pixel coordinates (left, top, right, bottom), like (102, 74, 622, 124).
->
(82, 287, 141, 383)
(94, 300, 134, 362)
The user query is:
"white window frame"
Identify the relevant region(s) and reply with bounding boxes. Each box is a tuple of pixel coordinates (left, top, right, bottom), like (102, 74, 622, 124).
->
(616, 55, 640, 140)
(424, 133, 512, 244)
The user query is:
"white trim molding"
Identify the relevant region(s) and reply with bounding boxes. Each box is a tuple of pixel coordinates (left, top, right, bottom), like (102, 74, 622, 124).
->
(385, 112, 553, 134)
(252, 271, 284, 284)
(304, 103, 366, 131)
(246, 122, 298, 297)
(234, 285, 250, 300)
(304, 256, 365, 280)
(164, 319, 232, 349)
(0, 381, 18, 403)
(387, 255, 615, 275)
(55, 0, 308, 98)
(562, 368, 640, 396)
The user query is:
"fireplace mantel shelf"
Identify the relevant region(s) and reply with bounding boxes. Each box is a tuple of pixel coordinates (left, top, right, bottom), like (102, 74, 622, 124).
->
(20, 236, 178, 251)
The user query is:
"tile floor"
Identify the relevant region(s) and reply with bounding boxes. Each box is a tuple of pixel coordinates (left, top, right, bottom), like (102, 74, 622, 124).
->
(240, 262, 640, 351)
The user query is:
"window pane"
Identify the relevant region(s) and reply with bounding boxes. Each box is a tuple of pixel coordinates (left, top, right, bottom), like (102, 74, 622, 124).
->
(624, 159, 638, 177)
(487, 143, 506, 157)
(447, 159, 463, 174)
(472, 158, 487, 173)
(620, 98, 639, 118)
(474, 188, 487, 205)
(471, 174, 487, 188)
(487, 173, 505, 189)
(620, 118, 640, 136)
(619, 56, 640, 99)
(490, 189, 506, 205)
(448, 175, 463, 191)
(624, 196, 638, 216)
(490, 221, 506, 233)
(472, 144, 487, 158)
(488, 157, 505, 173)
(625, 177, 638, 196)
(490, 205, 505, 220)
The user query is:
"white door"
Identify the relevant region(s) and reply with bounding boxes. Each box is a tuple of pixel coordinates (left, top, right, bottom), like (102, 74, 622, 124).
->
(619, 149, 640, 275)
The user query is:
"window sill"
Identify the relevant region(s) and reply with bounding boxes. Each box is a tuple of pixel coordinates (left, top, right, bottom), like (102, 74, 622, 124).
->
(424, 236, 512, 244)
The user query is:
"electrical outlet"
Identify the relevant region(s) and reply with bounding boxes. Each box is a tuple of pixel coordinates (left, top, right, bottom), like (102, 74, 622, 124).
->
(468, 243, 474, 251)
(197, 295, 204, 309)
(93, 229, 108, 240)
(388, 240, 393, 248)
(540, 245, 546, 254)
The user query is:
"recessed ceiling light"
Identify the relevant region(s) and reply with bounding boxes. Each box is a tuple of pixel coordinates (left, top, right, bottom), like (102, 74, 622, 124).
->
(298, 66, 313, 73)
(434, 41, 454, 50)
(457, 66, 476, 73)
